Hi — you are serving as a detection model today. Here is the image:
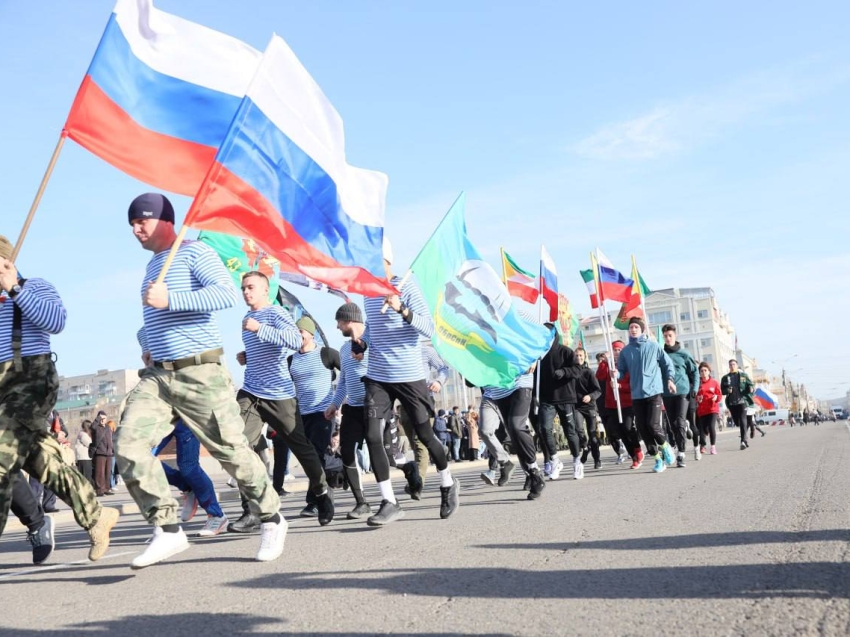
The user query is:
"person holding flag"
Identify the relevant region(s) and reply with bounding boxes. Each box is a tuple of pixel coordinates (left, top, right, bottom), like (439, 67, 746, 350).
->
(615, 317, 677, 474)
(599, 341, 643, 467)
(117, 193, 285, 568)
(352, 238, 460, 526)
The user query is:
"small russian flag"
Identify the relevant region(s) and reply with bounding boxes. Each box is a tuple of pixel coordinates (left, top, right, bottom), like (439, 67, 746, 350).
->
(754, 387, 779, 410)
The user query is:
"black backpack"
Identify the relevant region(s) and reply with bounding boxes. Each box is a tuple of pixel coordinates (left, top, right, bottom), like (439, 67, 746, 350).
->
(287, 346, 340, 381)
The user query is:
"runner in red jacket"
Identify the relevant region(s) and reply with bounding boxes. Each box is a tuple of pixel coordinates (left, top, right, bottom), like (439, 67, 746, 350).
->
(696, 362, 722, 455)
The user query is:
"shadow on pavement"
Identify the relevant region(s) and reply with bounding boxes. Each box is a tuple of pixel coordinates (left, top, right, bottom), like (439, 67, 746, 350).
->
(475, 529, 850, 552)
(228, 562, 850, 600)
(0, 612, 509, 636)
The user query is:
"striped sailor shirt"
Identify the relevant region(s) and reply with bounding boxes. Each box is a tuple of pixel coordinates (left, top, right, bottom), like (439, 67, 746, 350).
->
(290, 347, 336, 415)
(138, 241, 239, 362)
(242, 305, 302, 401)
(332, 340, 368, 408)
(422, 342, 449, 388)
(0, 278, 66, 363)
(362, 276, 434, 383)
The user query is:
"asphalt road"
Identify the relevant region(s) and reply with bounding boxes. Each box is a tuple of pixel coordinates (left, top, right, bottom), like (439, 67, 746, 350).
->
(2, 422, 849, 636)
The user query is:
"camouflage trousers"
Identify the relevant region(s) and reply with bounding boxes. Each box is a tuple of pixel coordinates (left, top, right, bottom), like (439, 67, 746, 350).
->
(116, 363, 280, 526)
(0, 355, 102, 536)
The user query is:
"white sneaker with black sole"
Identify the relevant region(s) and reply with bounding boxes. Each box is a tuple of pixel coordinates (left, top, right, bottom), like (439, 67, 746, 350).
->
(132, 527, 190, 569)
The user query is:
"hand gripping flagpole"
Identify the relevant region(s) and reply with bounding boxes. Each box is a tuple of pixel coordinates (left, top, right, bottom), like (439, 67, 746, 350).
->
(593, 250, 622, 424)
(10, 132, 68, 262)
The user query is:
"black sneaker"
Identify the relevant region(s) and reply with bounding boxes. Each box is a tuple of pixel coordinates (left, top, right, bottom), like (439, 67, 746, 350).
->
(522, 474, 531, 491)
(527, 470, 545, 500)
(28, 516, 55, 565)
(300, 504, 319, 518)
(439, 478, 460, 519)
(227, 512, 261, 534)
(498, 460, 515, 487)
(347, 502, 372, 520)
(401, 463, 423, 500)
(317, 491, 335, 526)
(594, 460, 602, 470)
(366, 500, 404, 526)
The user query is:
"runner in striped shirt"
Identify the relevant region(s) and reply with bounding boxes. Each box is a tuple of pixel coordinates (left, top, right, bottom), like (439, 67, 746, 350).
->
(289, 315, 340, 520)
(0, 234, 118, 563)
(233, 271, 333, 531)
(352, 238, 459, 526)
(394, 340, 450, 497)
(324, 302, 372, 520)
(117, 193, 284, 568)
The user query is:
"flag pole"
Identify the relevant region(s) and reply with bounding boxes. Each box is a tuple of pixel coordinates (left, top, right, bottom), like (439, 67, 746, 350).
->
(154, 225, 191, 285)
(593, 249, 622, 423)
(534, 245, 545, 415)
(10, 132, 68, 262)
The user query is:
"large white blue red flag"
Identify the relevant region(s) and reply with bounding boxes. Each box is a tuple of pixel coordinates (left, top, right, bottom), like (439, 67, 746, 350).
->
(184, 35, 394, 297)
(64, 0, 260, 195)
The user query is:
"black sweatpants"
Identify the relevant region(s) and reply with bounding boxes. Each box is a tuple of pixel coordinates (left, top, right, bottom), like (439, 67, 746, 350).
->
(365, 378, 446, 483)
(237, 390, 328, 511)
(11, 473, 43, 533)
(729, 404, 748, 442)
(632, 395, 666, 456)
(603, 407, 641, 458)
(540, 402, 586, 458)
(747, 414, 765, 437)
(698, 413, 718, 445)
(663, 395, 690, 453)
(577, 406, 600, 464)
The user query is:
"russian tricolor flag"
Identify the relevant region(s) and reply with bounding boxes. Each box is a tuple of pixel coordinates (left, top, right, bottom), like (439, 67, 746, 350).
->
(64, 0, 260, 196)
(754, 387, 779, 410)
(184, 35, 395, 297)
(596, 249, 634, 304)
(540, 246, 558, 322)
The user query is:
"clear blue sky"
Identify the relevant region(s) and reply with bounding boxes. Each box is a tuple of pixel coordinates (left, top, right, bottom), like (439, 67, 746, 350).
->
(1, 1, 848, 400)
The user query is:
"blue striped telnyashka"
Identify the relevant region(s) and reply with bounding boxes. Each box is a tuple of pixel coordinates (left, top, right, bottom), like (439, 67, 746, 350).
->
(242, 305, 303, 401)
(0, 278, 66, 363)
(362, 276, 433, 384)
(332, 340, 368, 408)
(289, 347, 335, 415)
(138, 241, 239, 362)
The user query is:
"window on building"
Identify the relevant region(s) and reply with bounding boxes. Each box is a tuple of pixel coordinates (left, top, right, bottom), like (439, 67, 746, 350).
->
(704, 354, 713, 363)
(680, 312, 691, 321)
(649, 311, 672, 324)
(700, 338, 712, 348)
(683, 340, 694, 350)
(697, 309, 709, 319)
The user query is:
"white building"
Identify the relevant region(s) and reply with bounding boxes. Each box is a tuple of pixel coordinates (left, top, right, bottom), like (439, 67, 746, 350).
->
(55, 368, 141, 432)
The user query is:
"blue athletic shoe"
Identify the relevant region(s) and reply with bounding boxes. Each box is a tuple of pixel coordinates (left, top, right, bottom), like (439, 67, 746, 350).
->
(652, 457, 666, 473)
(661, 444, 675, 467)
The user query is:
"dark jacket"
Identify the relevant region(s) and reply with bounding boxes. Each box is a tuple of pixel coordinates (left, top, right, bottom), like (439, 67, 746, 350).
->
(720, 371, 754, 408)
(91, 424, 114, 457)
(537, 339, 582, 405)
(663, 342, 699, 398)
(574, 368, 601, 412)
(447, 412, 463, 438)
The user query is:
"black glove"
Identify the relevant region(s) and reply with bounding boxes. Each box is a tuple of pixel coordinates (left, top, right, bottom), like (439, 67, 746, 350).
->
(351, 340, 367, 355)
(553, 369, 566, 380)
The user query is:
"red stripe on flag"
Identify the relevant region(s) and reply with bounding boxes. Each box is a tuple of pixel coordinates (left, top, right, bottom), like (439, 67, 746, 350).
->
(64, 76, 217, 196)
(186, 163, 396, 297)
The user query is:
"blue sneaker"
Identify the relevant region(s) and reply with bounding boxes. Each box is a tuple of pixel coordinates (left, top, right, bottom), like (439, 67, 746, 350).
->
(661, 444, 675, 467)
(652, 458, 666, 473)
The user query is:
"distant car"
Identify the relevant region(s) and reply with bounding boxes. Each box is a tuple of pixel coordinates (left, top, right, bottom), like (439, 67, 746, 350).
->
(756, 409, 789, 427)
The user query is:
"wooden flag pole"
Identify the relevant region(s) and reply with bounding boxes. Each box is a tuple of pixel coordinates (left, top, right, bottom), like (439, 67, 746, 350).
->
(154, 225, 191, 284)
(10, 133, 68, 262)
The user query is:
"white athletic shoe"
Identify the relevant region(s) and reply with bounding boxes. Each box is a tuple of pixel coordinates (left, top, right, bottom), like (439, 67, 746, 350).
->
(196, 515, 229, 537)
(573, 458, 584, 480)
(694, 447, 701, 461)
(256, 519, 288, 562)
(131, 527, 190, 569)
(549, 457, 563, 481)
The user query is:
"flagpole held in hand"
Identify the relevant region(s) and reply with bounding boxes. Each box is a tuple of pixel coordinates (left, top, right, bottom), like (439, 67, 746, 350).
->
(380, 269, 412, 314)
(155, 225, 191, 284)
(10, 133, 68, 262)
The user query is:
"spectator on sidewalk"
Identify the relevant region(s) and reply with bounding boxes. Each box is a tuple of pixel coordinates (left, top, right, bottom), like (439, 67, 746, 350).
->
(74, 420, 94, 486)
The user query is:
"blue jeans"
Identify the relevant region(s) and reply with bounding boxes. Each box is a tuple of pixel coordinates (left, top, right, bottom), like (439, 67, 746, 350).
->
(154, 420, 224, 518)
(450, 437, 462, 461)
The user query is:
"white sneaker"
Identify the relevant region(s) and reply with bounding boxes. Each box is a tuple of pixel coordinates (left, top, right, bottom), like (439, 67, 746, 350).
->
(694, 447, 701, 461)
(573, 458, 584, 480)
(131, 527, 190, 569)
(577, 462, 584, 480)
(256, 519, 288, 562)
(196, 515, 229, 537)
(549, 457, 563, 481)
(226, 476, 237, 488)
(181, 492, 198, 523)
(615, 453, 625, 465)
